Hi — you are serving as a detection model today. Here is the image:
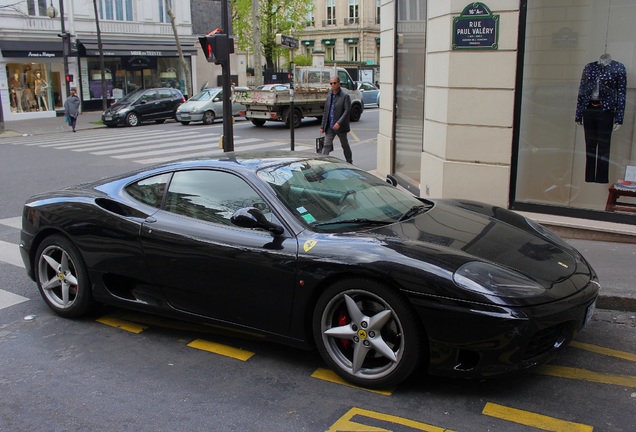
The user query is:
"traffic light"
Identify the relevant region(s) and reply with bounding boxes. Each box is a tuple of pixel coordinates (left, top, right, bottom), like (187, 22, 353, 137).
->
(65, 74, 73, 83)
(198, 34, 233, 65)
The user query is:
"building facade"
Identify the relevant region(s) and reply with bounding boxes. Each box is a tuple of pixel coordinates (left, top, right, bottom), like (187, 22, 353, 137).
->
(0, 0, 197, 118)
(378, 0, 636, 225)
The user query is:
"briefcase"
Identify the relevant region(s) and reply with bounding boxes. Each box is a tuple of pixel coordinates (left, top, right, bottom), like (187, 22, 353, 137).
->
(315, 136, 324, 153)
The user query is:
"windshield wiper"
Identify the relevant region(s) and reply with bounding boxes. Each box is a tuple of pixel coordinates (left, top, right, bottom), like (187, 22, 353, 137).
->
(397, 204, 431, 222)
(313, 218, 393, 227)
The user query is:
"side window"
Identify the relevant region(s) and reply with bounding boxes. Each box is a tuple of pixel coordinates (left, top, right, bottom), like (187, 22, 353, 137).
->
(338, 71, 352, 90)
(165, 170, 272, 226)
(125, 173, 171, 208)
(159, 89, 172, 99)
(142, 90, 158, 101)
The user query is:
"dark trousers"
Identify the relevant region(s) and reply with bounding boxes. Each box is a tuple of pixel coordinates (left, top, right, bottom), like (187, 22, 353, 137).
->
(582, 108, 614, 183)
(322, 128, 353, 163)
(69, 115, 77, 131)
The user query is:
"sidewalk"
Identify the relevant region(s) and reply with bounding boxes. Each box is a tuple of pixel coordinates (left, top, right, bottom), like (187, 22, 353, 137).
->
(1, 112, 635, 311)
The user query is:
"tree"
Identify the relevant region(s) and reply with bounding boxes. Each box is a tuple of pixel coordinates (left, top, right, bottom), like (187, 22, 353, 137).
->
(232, 0, 313, 70)
(165, 0, 192, 98)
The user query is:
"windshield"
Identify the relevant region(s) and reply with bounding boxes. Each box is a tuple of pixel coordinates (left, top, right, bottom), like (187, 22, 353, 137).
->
(115, 89, 143, 104)
(189, 89, 218, 102)
(257, 159, 426, 232)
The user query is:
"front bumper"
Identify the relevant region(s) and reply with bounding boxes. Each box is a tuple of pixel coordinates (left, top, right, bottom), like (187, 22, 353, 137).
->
(176, 112, 203, 122)
(414, 280, 600, 379)
(101, 112, 126, 126)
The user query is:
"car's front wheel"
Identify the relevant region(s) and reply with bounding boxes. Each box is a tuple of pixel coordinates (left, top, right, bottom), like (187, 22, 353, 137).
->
(313, 279, 424, 389)
(202, 111, 216, 125)
(125, 112, 139, 127)
(180, 121, 190, 125)
(251, 119, 266, 127)
(350, 104, 362, 122)
(35, 235, 96, 318)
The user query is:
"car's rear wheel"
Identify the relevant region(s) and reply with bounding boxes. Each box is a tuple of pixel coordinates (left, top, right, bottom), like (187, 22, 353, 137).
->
(202, 110, 216, 125)
(125, 112, 139, 127)
(251, 119, 266, 127)
(180, 121, 190, 125)
(313, 279, 423, 389)
(35, 235, 96, 318)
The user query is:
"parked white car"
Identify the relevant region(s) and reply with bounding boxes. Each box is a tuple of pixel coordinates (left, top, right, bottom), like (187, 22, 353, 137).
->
(176, 86, 248, 125)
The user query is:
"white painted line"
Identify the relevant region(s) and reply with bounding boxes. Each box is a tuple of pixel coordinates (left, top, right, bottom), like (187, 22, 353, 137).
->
(0, 289, 29, 310)
(0, 217, 21, 229)
(0, 240, 24, 268)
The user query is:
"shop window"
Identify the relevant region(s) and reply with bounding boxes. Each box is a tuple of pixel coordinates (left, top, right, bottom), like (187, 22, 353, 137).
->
(516, 0, 636, 217)
(6, 63, 54, 113)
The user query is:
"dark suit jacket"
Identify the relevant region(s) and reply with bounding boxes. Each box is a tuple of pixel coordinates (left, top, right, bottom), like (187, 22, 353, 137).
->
(321, 89, 351, 133)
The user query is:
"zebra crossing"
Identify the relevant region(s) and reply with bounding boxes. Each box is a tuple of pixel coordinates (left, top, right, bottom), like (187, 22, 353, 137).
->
(6, 127, 308, 165)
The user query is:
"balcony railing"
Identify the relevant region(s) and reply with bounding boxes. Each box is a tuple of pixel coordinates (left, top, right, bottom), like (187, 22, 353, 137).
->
(344, 17, 359, 25)
(322, 18, 336, 26)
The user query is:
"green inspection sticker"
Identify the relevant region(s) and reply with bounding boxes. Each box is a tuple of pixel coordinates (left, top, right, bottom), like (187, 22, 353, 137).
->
(302, 213, 316, 223)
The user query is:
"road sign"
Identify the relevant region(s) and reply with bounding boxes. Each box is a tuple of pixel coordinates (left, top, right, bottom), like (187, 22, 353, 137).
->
(276, 34, 299, 49)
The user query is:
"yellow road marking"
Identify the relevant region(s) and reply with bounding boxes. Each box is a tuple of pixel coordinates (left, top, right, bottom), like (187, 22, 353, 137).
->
(350, 130, 360, 141)
(326, 407, 455, 432)
(311, 368, 394, 395)
(570, 341, 636, 362)
(187, 338, 254, 361)
(96, 315, 147, 334)
(535, 365, 636, 388)
(483, 402, 593, 432)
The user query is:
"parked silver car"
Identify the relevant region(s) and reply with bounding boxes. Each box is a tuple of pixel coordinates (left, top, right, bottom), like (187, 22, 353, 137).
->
(176, 86, 247, 125)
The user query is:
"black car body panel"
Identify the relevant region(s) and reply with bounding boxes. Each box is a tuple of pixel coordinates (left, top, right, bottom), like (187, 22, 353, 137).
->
(101, 88, 184, 127)
(20, 152, 599, 383)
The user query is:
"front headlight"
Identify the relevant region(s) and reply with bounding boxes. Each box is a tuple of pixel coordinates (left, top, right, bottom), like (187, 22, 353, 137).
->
(453, 261, 546, 298)
(191, 107, 199, 113)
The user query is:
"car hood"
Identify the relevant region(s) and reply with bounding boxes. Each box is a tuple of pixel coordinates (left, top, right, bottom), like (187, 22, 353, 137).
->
(369, 200, 589, 292)
(178, 100, 209, 111)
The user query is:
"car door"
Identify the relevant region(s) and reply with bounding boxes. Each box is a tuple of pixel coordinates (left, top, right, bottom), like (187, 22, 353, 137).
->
(157, 89, 178, 119)
(139, 169, 299, 335)
(135, 89, 159, 121)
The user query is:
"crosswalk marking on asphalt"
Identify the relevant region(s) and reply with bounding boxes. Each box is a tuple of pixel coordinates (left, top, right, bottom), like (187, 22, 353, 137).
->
(4, 127, 311, 165)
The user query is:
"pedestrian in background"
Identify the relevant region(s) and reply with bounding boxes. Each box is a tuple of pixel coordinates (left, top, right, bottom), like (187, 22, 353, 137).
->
(64, 88, 81, 132)
(320, 76, 353, 164)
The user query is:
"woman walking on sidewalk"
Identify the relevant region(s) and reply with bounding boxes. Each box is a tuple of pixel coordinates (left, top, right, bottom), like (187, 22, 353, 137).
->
(64, 88, 81, 132)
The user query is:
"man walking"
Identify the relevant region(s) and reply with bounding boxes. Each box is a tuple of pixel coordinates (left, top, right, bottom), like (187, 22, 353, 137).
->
(320, 76, 353, 164)
(64, 88, 81, 132)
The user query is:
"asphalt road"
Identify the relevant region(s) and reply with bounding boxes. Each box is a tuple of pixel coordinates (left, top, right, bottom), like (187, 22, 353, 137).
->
(0, 113, 635, 431)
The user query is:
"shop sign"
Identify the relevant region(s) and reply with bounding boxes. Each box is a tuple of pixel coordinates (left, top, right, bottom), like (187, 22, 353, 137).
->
(452, 2, 499, 50)
(125, 56, 158, 70)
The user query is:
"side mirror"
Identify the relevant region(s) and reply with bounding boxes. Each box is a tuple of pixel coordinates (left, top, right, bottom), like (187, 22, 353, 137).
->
(231, 207, 284, 236)
(386, 175, 398, 187)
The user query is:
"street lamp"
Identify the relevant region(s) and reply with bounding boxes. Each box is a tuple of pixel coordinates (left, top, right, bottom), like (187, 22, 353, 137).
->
(47, 0, 71, 97)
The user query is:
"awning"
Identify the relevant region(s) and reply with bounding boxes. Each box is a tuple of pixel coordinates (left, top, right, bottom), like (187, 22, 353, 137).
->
(321, 39, 336, 46)
(78, 39, 198, 57)
(344, 37, 359, 44)
(302, 40, 315, 46)
(0, 40, 63, 58)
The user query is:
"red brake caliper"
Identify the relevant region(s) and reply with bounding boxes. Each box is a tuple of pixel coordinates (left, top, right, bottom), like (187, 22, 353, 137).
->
(338, 311, 350, 349)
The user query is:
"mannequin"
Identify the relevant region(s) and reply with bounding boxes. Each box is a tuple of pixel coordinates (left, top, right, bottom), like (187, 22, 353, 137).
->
(575, 53, 627, 184)
(34, 70, 49, 111)
(8, 69, 24, 112)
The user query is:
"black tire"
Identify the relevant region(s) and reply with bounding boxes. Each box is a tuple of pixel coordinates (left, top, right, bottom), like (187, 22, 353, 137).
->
(350, 104, 362, 122)
(251, 119, 266, 127)
(285, 108, 302, 129)
(105, 124, 116, 128)
(35, 234, 96, 318)
(155, 119, 166, 124)
(125, 112, 139, 127)
(180, 121, 191, 125)
(202, 110, 216, 125)
(312, 278, 424, 389)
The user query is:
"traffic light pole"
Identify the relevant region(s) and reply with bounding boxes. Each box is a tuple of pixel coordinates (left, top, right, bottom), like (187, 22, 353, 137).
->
(59, 0, 71, 97)
(220, 0, 233, 152)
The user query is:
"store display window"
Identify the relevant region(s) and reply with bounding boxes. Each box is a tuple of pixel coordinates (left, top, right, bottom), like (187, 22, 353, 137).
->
(6, 63, 55, 113)
(515, 0, 635, 218)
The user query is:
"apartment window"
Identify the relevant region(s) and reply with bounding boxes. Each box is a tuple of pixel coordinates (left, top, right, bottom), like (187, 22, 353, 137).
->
(348, 44, 359, 62)
(98, 0, 133, 21)
(376, 0, 381, 24)
(306, 10, 315, 27)
(326, 0, 336, 25)
(326, 46, 335, 61)
(159, 0, 173, 23)
(347, 0, 359, 24)
(27, 0, 47, 16)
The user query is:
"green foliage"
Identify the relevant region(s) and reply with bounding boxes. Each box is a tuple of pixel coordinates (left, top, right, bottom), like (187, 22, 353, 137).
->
(232, 0, 313, 69)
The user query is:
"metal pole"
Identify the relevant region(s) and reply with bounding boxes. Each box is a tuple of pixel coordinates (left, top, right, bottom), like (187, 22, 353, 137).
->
(59, 0, 70, 97)
(289, 61, 294, 151)
(221, 0, 233, 152)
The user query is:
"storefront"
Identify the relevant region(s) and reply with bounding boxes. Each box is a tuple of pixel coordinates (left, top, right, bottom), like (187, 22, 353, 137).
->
(76, 39, 197, 111)
(1, 40, 65, 120)
(383, 0, 635, 226)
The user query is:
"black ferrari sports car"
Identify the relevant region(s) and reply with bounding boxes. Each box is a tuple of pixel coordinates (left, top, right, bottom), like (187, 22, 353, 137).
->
(20, 152, 599, 389)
